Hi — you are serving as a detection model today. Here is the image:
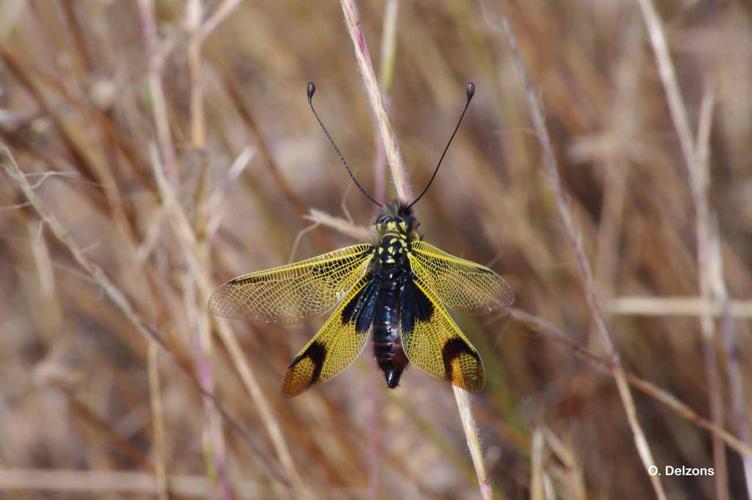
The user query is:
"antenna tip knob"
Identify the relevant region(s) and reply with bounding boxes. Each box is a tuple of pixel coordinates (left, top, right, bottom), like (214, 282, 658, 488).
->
(465, 82, 476, 101)
(307, 82, 316, 102)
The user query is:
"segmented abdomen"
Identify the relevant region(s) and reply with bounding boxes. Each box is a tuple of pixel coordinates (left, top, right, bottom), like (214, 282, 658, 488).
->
(373, 279, 408, 388)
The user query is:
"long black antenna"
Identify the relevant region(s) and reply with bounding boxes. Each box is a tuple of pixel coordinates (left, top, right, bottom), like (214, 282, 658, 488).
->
(407, 82, 475, 209)
(307, 82, 382, 208)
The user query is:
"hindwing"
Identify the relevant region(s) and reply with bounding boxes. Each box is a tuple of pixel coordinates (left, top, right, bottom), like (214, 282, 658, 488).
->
(282, 274, 378, 397)
(400, 277, 485, 392)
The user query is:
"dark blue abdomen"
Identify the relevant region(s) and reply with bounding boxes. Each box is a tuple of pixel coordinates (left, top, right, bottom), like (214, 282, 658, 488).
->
(373, 270, 408, 388)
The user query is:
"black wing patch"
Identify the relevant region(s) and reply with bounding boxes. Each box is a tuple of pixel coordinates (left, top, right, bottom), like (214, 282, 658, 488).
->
(282, 275, 376, 397)
(288, 340, 327, 386)
(400, 276, 434, 334)
(399, 276, 486, 391)
(442, 338, 481, 384)
(341, 276, 380, 333)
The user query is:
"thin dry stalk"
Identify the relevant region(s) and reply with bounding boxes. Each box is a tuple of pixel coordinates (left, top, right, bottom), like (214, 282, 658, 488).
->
(2, 148, 166, 352)
(453, 387, 493, 500)
(635, 0, 695, 169)
(542, 429, 586, 500)
(694, 89, 728, 499)
(370, 0, 400, 208)
(60, 388, 151, 467)
(530, 429, 545, 500)
(508, 308, 752, 458)
(138, 0, 178, 184)
(198, 0, 245, 42)
(221, 74, 322, 228)
(496, 16, 666, 499)
(27, 220, 63, 339)
(148, 343, 169, 500)
(338, 2, 490, 496)
(367, 4, 400, 494)
(304, 209, 373, 241)
(606, 296, 752, 318)
(0, 148, 258, 466)
(340, 0, 412, 203)
(150, 147, 307, 496)
(713, 229, 752, 498)
(142, 3, 234, 493)
(188, 0, 206, 149)
(378, 0, 399, 93)
(636, 0, 746, 493)
(699, 91, 752, 497)
(0, 469, 219, 497)
(181, 274, 233, 500)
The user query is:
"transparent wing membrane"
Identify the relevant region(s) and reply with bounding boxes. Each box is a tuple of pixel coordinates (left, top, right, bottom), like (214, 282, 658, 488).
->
(408, 240, 514, 312)
(209, 244, 373, 323)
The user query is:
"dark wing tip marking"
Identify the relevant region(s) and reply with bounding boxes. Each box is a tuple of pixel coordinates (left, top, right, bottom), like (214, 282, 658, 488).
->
(442, 338, 484, 392)
(287, 340, 326, 371)
(283, 340, 326, 397)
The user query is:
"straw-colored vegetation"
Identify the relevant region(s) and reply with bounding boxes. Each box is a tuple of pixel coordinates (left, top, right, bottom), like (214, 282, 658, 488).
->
(0, 1, 750, 498)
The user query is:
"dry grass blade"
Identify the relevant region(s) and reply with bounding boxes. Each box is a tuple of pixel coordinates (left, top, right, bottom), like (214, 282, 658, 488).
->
(693, 89, 728, 499)
(0, 469, 222, 497)
(148, 343, 169, 500)
(1, 148, 168, 351)
(496, 15, 666, 499)
(304, 208, 374, 241)
(0, 147, 258, 472)
(509, 308, 752, 459)
(453, 387, 493, 500)
(138, 0, 178, 183)
(149, 145, 306, 496)
(606, 296, 752, 318)
(340, 0, 412, 203)
(339, 1, 491, 496)
(636, 0, 751, 493)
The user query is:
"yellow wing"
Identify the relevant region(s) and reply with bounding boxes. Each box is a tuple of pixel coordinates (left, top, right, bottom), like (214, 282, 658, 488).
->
(209, 244, 373, 324)
(400, 277, 485, 392)
(283, 274, 377, 397)
(408, 240, 514, 313)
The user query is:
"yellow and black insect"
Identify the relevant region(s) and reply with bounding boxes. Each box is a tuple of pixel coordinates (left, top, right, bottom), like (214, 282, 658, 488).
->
(209, 82, 514, 397)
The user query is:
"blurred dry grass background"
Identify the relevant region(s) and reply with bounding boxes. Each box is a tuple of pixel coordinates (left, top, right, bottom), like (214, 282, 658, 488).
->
(0, 0, 751, 498)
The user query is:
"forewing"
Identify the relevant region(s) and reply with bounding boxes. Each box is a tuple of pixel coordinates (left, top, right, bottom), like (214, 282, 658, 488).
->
(408, 240, 514, 313)
(400, 277, 485, 392)
(282, 274, 377, 397)
(209, 244, 373, 323)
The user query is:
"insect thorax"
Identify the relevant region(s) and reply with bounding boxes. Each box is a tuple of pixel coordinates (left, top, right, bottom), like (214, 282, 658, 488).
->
(375, 231, 409, 266)
(374, 201, 416, 266)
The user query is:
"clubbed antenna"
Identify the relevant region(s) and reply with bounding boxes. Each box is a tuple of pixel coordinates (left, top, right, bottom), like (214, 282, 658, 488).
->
(408, 82, 475, 209)
(307, 82, 382, 208)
